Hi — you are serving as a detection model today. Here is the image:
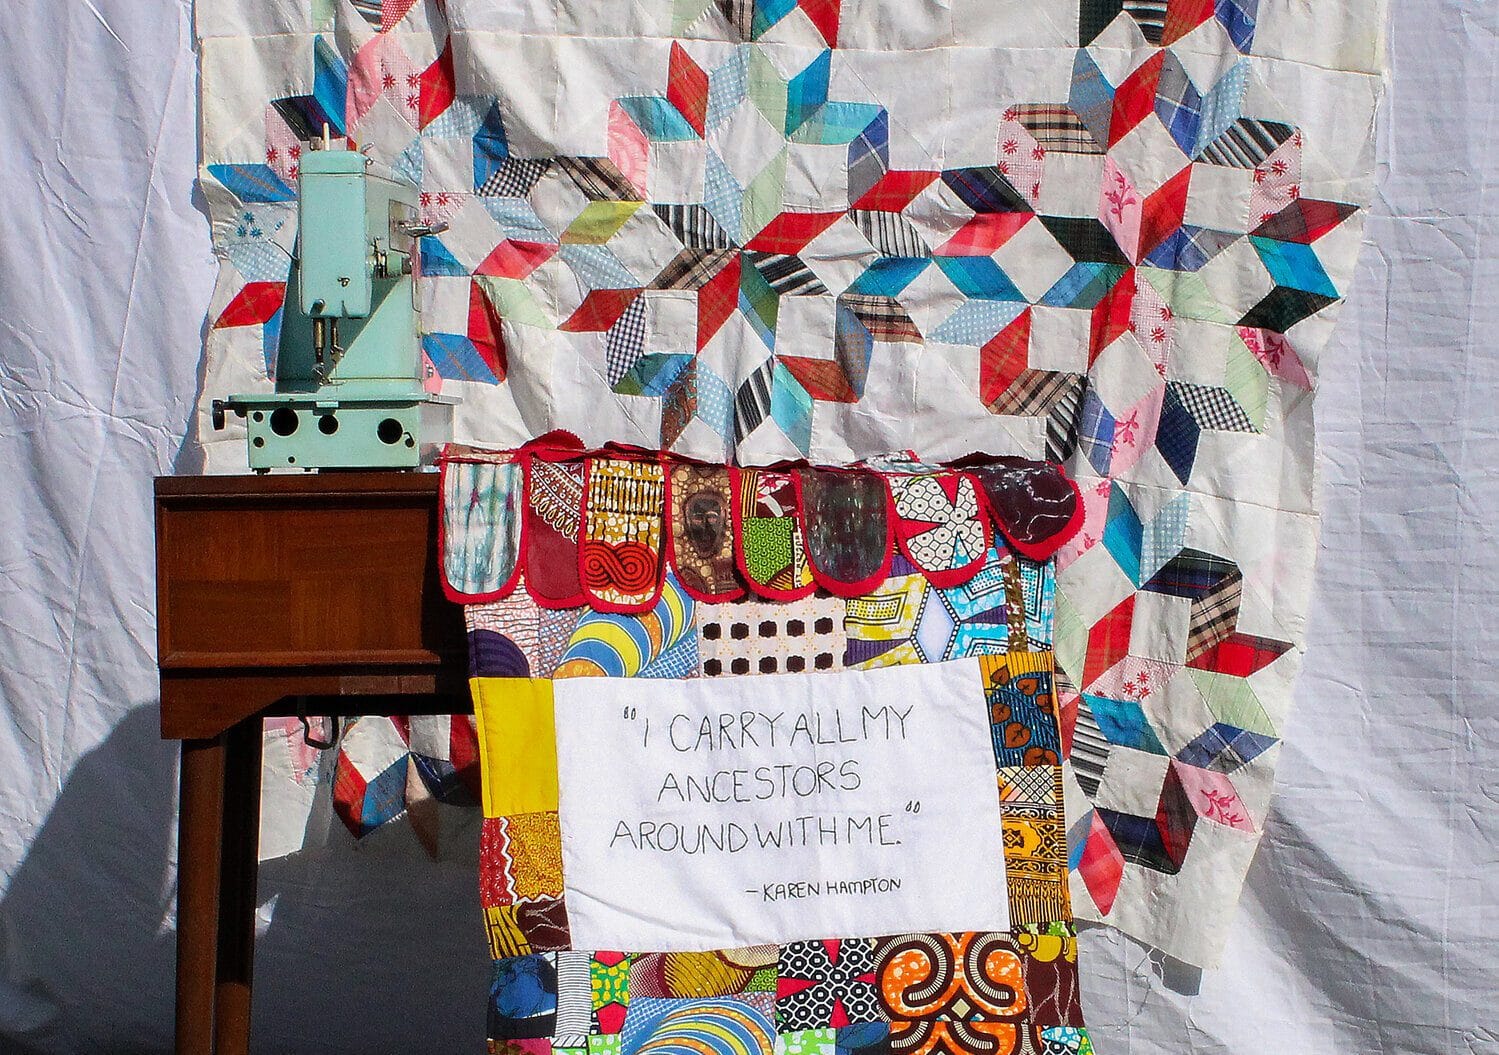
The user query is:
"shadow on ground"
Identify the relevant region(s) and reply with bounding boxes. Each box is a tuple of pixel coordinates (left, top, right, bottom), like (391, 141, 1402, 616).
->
(0, 705, 488, 1054)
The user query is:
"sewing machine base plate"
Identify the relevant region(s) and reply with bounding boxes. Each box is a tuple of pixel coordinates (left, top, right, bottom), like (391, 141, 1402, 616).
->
(223, 395, 450, 471)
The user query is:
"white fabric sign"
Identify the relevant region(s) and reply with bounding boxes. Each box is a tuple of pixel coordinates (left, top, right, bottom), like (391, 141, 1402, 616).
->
(553, 658, 1008, 952)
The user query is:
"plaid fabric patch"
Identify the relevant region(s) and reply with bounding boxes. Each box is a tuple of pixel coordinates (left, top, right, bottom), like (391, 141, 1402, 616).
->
(848, 156, 887, 206)
(1166, 381, 1257, 432)
(847, 106, 890, 197)
(1039, 216, 1130, 265)
(1010, 103, 1106, 155)
(1239, 287, 1338, 331)
(1187, 566, 1244, 663)
(695, 257, 742, 349)
(1147, 224, 1240, 271)
(1195, 632, 1294, 677)
(479, 158, 552, 197)
(1199, 118, 1295, 167)
(649, 247, 738, 290)
(849, 209, 931, 257)
(842, 293, 922, 343)
(560, 287, 642, 333)
(1217, 0, 1259, 51)
(1108, 758, 1200, 873)
(740, 263, 780, 333)
(942, 166, 1031, 213)
(555, 156, 642, 202)
(779, 356, 859, 402)
(1252, 198, 1359, 243)
(1176, 723, 1277, 773)
(747, 252, 828, 296)
(652, 203, 736, 249)
(990, 368, 1083, 418)
(1154, 54, 1203, 152)
(1155, 386, 1202, 480)
(1142, 548, 1240, 597)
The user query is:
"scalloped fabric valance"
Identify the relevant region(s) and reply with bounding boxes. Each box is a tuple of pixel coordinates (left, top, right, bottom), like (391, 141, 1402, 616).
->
(440, 434, 1083, 613)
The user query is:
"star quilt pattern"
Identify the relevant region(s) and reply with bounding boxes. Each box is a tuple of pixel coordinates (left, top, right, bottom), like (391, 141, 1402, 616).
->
(199, 0, 1386, 968)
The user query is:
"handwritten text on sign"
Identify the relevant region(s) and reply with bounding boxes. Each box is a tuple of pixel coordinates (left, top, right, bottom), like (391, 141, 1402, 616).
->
(553, 658, 1009, 951)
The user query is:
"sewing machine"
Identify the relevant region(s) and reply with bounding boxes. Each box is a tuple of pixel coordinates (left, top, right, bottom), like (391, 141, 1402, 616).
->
(213, 138, 451, 470)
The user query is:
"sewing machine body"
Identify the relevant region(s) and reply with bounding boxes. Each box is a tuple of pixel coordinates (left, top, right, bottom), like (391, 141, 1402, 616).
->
(216, 145, 451, 470)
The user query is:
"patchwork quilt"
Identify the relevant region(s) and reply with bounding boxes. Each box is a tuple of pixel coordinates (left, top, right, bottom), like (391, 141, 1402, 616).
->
(200, 0, 1387, 968)
(448, 443, 1090, 1054)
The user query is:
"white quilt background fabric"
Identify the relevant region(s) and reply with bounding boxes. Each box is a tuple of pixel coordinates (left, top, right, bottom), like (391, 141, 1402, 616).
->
(0, 1, 1492, 1053)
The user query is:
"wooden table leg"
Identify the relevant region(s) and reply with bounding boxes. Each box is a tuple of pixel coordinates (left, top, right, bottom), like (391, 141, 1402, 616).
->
(214, 719, 264, 1055)
(177, 737, 227, 1055)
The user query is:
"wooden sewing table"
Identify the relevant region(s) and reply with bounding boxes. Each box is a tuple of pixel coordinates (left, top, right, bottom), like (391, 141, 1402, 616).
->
(154, 472, 469, 1054)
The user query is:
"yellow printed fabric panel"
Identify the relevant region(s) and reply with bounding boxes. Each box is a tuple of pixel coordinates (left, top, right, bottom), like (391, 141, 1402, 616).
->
(998, 766, 1073, 926)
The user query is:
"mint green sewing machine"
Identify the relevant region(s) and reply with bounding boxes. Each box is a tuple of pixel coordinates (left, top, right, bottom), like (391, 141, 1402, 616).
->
(214, 140, 451, 470)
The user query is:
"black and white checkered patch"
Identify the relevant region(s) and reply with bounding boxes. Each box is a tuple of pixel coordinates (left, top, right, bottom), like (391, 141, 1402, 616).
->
(604, 295, 648, 387)
(478, 158, 552, 198)
(1167, 381, 1257, 432)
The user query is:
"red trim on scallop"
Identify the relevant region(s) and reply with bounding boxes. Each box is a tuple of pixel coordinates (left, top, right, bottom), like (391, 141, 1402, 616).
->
(521, 429, 587, 460)
(728, 465, 819, 602)
(434, 444, 1085, 610)
(885, 470, 994, 589)
(978, 462, 1086, 562)
(436, 444, 526, 605)
(576, 454, 669, 616)
(792, 467, 895, 598)
(661, 462, 747, 604)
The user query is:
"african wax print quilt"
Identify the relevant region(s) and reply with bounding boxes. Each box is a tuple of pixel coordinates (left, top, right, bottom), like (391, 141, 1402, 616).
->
(198, 0, 1387, 968)
(449, 446, 1090, 1055)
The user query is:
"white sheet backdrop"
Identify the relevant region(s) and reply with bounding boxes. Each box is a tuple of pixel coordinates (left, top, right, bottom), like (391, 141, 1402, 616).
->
(0, 0, 1493, 1052)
